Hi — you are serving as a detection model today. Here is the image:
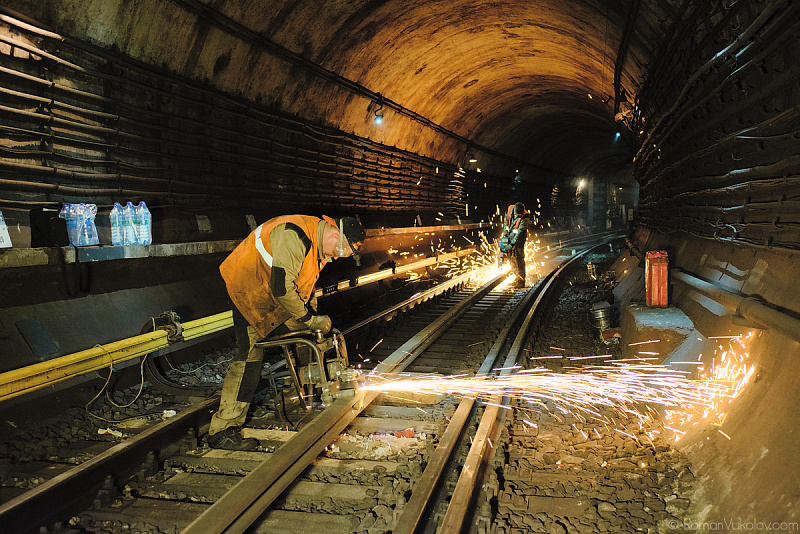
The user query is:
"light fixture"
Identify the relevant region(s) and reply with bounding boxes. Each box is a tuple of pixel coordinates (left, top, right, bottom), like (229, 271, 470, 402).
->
(373, 102, 383, 125)
(467, 149, 477, 163)
(614, 132, 621, 141)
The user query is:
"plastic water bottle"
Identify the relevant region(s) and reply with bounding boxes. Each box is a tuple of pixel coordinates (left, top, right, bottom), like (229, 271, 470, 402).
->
(77, 203, 99, 246)
(135, 201, 152, 245)
(122, 201, 137, 245)
(59, 204, 71, 243)
(110, 203, 124, 245)
(73, 204, 85, 246)
(60, 203, 80, 245)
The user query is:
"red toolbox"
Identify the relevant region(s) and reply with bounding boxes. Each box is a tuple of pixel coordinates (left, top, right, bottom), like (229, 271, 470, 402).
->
(645, 250, 669, 307)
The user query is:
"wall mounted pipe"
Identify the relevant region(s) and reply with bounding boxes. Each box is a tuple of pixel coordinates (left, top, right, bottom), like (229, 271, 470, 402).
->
(670, 268, 800, 344)
(0, 311, 233, 404)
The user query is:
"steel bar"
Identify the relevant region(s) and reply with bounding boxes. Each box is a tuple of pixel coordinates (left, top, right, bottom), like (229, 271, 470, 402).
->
(0, 397, 219, 534)
(671, 268, 800, 343)
(440, 244, 604, 533)
(183, 270, 507, 534)
(331, 248, 477, 305)
(394, 271, 537, 534)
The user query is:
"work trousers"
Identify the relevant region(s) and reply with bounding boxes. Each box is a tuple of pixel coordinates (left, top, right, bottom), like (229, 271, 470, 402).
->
(209, 307, 307, 435)
(510, 244, 526, 287)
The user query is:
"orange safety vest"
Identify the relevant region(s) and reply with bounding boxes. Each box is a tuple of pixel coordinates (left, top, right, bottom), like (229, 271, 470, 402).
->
(220, 215, 324, 337)
(505, 204, 526, 231)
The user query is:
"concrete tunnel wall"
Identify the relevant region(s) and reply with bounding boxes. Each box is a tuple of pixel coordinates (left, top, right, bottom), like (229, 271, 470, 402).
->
(614, 228, 800, 526)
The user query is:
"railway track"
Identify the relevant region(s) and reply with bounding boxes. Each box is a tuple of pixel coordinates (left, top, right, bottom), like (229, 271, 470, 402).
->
(1, 234, 631, 534)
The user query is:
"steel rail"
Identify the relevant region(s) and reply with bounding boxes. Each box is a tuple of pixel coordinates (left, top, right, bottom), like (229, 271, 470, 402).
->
(0, 269, 492, 532)
(0, 397, 219, 534)
(394, 272, 543, 534)
(440, 239, 614, 533)
(182, 270, 509, 534)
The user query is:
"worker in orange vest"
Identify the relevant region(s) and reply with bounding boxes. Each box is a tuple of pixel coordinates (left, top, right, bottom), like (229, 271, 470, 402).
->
(207, 214, 366, 450)
(498, 202, 530, 288)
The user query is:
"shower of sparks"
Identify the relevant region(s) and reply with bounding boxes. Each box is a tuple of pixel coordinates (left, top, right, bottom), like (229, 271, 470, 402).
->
(628, 339, 660, 346)
(363, 332, 755, 443)
(663, 331, 755, 441)
(439, 228, 547, 286)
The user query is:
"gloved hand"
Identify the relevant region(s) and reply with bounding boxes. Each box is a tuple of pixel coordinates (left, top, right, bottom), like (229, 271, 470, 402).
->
(305, 314, 332, 334)
(308, 294, 318, 314)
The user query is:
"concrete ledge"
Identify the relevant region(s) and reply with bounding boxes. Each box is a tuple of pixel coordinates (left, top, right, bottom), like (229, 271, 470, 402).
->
(621, 303, 695, 361)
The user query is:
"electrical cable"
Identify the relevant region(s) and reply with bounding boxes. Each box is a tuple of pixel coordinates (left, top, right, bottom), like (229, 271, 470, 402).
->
(84, 344, 151, 424)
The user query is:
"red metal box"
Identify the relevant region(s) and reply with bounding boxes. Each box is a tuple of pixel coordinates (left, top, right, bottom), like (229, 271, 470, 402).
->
(645, 250, 669, 307)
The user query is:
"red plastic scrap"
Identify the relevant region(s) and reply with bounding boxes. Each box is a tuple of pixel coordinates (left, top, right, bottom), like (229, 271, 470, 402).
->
(394, 428, 415, 438)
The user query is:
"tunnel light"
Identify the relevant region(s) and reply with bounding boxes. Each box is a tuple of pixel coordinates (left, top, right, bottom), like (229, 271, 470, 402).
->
(373, 101, 384, 125)
(614, 132, 621, 141)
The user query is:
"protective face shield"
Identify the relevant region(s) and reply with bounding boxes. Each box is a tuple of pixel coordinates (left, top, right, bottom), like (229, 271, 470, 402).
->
(337, 218, 361, 266)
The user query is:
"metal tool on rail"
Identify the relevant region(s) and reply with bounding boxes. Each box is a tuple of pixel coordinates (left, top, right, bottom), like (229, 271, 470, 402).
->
(256, 325, 362, 409)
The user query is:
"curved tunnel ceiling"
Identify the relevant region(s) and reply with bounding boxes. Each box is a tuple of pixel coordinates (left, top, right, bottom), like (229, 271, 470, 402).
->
(13, 0, 681, 186)
(207, 0, 663, 182)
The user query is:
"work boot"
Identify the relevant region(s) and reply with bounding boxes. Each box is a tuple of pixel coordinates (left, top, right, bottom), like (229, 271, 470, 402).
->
(206, 427, 259, 451)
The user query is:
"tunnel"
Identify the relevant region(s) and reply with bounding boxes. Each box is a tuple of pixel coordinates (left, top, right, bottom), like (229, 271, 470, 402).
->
(0, 0, 798, 531)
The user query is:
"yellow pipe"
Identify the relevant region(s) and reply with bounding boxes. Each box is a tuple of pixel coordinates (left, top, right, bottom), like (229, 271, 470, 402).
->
(182, 310, 233, 341)
(0, 311, 233, 403)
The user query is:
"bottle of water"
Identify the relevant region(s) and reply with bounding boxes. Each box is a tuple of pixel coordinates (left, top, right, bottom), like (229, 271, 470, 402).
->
(74, 204, 85, 246)
(59, 204, 71, 243)
(79, 203, 99, 246)
(135, 201, 152, 245)
(110, 202, 124, 245)
(60, 203, 80, 246)
(122, 201, 137, 245)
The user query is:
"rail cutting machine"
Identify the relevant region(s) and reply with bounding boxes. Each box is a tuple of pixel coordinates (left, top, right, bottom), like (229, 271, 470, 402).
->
(254, 327, 361, 407)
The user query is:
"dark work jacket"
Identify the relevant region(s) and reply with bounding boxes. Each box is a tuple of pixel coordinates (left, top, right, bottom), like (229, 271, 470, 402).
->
(503, 209, 530, 251)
